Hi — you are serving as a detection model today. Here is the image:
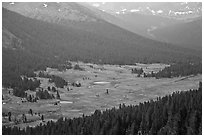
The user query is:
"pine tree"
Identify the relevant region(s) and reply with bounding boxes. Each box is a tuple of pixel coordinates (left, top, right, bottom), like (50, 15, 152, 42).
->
(41, 115, 44, 122)
(29, 109, 33, 116)
(8, 112, 11, 121)
(56, 90, 60, 99)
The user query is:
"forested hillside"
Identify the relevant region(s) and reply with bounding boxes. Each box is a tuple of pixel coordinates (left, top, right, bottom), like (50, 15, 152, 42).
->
(3, 83, 202, 135)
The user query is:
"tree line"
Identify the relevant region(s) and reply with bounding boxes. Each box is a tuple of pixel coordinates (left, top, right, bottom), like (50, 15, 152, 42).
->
(131, 62, 201, 78)
(155, 62, 202, 78)
(12, 77, 40, 98)
(2, 48, 64, 97)
(38, 72, 68, 88)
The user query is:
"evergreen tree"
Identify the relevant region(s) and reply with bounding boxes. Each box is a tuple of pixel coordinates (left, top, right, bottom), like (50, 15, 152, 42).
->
(29, 109, 33, 116)
(56, 91, 60, 99)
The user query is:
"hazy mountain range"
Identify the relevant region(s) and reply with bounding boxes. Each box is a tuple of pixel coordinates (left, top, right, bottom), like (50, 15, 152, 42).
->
(81, 2, 202, 51)
(2, 2, 201, 65)
(85, 2, 201, 18)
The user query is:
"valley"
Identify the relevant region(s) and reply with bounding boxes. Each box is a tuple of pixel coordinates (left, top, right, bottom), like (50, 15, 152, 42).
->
(2, 2, 202, 135)
(2, 62, 201, 129)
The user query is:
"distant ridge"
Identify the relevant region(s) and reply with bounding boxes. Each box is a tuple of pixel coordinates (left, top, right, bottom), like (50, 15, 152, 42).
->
(3, 5, 200, 65)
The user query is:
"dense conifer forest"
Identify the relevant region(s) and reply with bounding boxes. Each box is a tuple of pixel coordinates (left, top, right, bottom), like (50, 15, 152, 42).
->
(2, 48, 64, 98)
(3, 83, 202, 135)
(39, 72, 68, 88)
(139, 62, 202, 78)
(155, 62, 202, 78)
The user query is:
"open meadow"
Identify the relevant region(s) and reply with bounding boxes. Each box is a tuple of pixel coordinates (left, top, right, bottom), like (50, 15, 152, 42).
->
(2, 62, 201, 129)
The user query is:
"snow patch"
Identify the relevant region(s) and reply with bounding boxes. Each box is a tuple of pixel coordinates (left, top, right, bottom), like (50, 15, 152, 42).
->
(9, 2, 15, 5)
(180, 2, 188, 5)
(157, 10, 163, 13)
(174, 11, 186, 15)
(169, 10, 172, 15)
(92, 3, 100, 7)
(43, 3, 48, 8)
(186, 6, 190, 9)
(188, 11, 193, 14)
(146, 6, 150, 9)
(130, 9, 140, 12)
(121, 9, 127, 12)
(151, 10, 156, 14)
(116, 11, 120, 14)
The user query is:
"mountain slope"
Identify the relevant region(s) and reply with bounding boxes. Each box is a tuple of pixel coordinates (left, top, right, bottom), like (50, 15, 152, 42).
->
(2, 2, 100, 23)
(79, 2, 183, 39)
(81, 2, 202, 51)
(2, 27, 23, 50)
(85, 2, 202, 19)
(152, 18, 202, 52)
(3, 7, 200, 65)
(3, 4, 202, 89)
(3, 2, 202, 53)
